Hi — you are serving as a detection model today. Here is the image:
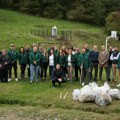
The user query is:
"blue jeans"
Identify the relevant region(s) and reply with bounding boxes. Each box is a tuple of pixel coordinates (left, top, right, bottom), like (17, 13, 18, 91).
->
(30, 64, 39, 82)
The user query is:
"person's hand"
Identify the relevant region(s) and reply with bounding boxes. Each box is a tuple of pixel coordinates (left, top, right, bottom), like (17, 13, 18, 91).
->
(12, 61, 14, 64)
(0, 64, 1, 68)
(5, 62, 7, 65)
(58, 78, 62, 82)
(34, 61, 36, 64)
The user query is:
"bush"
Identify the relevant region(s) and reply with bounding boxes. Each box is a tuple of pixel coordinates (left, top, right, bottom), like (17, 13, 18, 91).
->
(105, 11, 120, 37)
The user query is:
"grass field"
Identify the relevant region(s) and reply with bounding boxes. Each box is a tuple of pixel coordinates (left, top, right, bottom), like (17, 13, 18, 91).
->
(0, 9, 120, 120)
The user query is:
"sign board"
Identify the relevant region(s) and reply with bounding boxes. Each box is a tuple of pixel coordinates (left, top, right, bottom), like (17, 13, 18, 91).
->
(52, 26, 57, 37)
(111, 31, 117, 38)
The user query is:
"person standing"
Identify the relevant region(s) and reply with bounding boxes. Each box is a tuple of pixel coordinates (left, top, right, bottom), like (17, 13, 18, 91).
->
(41, 49, 48, 81)
(110, 46, 120, 83)
(1, 50, 9, 83)
(98, 45, 109, 81)
(18, 47, 28, 80)
(0, 51, 2, 82)
(48, 49, 58, 78)
(65, 48, 75, 82)
(89, 45, 99, 82)
(108, 46, 113, 81)
(117, 53, 120, 86)
(8, 44, 18, 82)
(29, 46, 41, 83)
(79, 48, 90, 86)
(58, 49, 66, 76)
(74, 48, 81, 81)
(25, 45, 31, 78)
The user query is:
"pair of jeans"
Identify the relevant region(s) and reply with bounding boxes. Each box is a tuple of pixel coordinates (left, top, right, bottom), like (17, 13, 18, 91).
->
(30, 64, 39, 82)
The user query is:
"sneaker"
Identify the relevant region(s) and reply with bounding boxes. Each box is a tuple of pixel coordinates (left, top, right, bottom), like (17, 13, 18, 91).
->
(116, 84, 120, 87)
(30, 81, 33, 83)
(8, 78, 11, 82)
(82, 82, 85, 86)
(15, 78, 18, 81)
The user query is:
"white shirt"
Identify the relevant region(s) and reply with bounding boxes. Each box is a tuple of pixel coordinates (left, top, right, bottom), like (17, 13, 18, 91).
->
(49, 55, 54, 66)
(68, 55, 72, 66)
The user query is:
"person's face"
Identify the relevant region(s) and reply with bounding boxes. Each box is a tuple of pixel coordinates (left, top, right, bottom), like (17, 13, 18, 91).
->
(2, 50, 6, 55)
(20, 48, 24, 53)
(68, 49, 72, 54)
(11, 46, 15, 50)
(109, 46, 112, 51)
(82, 49, 86, 54)
(102, 46, 105, 51)
(26, 45, 30, 50)
(50, 49, 53, 54)
(114, 47, 118, 51)
(60, 49, 62, 54)
(43, 49, 46, 54)
(56, 64, 60, 70)
(76, 48, 80, 53)
(93, 46, 97, 51)
(33, 47, 37, 52)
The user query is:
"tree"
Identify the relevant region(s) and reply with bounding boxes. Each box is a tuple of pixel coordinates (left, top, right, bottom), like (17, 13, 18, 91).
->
(106, 11, 120, 36)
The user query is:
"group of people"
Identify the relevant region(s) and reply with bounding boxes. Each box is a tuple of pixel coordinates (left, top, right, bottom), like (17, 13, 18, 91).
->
(0, 44, 120, 87)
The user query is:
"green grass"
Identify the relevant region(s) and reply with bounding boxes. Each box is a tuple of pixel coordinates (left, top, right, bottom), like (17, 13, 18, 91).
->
(0, 9, 120, 119)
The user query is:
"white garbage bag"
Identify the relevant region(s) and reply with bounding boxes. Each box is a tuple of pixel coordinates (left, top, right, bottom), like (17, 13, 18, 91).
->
(78, 85, 96, 102)
(72, 89, 80, 100)
(95, 92, 112, 106)
(89, 82, 98, 88)
(93, 82, 110, 95)
(108, 89, 120, 100)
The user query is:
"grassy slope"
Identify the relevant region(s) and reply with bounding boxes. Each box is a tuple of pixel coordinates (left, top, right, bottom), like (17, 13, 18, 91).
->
(0, 9, 120, 120)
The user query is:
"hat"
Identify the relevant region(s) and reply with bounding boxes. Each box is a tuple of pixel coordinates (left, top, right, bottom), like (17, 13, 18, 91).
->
(10, 44, 14, 47)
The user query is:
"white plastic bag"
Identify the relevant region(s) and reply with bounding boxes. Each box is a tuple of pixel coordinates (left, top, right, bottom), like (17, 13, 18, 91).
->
(78, 85, 96, 102)
(108, 89, 120, 100)
(72, 89, 80, 100)
(95, 92, 112, 106)
(93, 82, 110, 95)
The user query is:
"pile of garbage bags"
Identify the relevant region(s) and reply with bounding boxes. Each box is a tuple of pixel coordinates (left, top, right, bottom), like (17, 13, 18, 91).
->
(72, 82, 120, 106)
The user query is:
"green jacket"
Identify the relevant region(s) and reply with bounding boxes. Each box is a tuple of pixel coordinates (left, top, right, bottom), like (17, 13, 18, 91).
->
(18, 52, 28, 65)
(29, 51, 41, 66)
(79, 53, 90, 68)
(74, 52, 80, 67)
(65, 54, 75, 67)
(58, 54, 65, 67)
(117, 54, 120, 69)
(54, 50, 58, 56)
(7, 50, 18, 63)
(41, 54, 48, 65)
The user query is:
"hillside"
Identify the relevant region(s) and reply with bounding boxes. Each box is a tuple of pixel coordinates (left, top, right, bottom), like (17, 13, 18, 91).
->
(0, 9, 119, 50)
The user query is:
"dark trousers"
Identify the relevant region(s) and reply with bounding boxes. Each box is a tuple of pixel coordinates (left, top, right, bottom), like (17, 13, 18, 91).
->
(8, 62, 17, 79)
(90, 62, 98, 82)
(0, 68, 2, 82)
(75, 66, 81, 80)
(81, 68, 90, 84)
(52, 78, 64, 87)
(20, 64, 26, 79)
(1, 68, 8, 82)
(99, 67, 108, 81)
(49, 66, 54, 77)
(41, 64, 48, 79)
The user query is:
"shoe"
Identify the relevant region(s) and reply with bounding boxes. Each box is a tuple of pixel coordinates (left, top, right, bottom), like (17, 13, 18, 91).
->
(30, 81, 33, 83)
(82, 82, 85, 86)
(15, 78, 18, 81)
(8, 78, 11, 82)
(116, 84, 120, 87)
